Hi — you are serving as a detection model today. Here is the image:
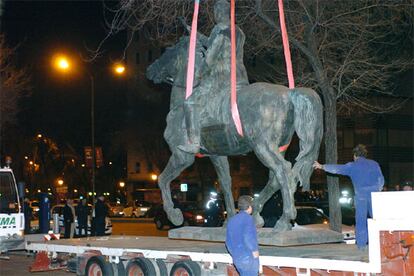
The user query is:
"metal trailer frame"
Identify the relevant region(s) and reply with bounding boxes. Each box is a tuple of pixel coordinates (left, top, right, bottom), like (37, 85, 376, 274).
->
(26, 191, 414, 275)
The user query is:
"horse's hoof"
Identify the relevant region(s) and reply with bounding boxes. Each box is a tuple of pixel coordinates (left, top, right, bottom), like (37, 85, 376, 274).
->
(274, 219, 292, 232)
(167, 208, 184, 226)
(253, 214, 265, 228)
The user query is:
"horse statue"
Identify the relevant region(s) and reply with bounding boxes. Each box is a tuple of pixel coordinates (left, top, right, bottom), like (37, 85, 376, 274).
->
(146, 36, 323, 231)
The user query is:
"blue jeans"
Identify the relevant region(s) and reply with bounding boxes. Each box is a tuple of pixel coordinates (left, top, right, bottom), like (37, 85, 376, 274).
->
(234, 255, 259, 276)
(354, 193, 373, 248)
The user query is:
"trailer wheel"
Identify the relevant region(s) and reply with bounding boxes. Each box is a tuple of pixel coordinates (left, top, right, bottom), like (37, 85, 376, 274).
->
(126, 257, 156, 276)
(85, 256, 114, 276)
(155, 219, 163, 230)
(170, 260, 201, 276)
(156, 259, 168, 276)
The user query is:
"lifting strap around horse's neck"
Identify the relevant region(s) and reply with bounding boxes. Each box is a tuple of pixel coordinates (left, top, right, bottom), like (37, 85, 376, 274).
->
(185, 0, 200, 100)
(278, 0, 295, 89)
(230, 0, 244, 136)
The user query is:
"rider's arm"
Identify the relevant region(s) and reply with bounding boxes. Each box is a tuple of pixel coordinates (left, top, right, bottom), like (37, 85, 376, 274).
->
(205, 35, 226, 68)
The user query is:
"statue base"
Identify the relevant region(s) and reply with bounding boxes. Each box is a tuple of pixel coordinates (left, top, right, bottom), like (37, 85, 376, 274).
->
(168, 227, 344, 246)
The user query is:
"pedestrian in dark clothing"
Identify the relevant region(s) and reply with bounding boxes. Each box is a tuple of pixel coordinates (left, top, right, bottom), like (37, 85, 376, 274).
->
(313, 144, 384, 250)
(63, 199, 75, 239)
(226, 195, 259, 276)
(94, 195, 108, 236)
(23, 198, 32, 234)
(76, 198, 88, 237)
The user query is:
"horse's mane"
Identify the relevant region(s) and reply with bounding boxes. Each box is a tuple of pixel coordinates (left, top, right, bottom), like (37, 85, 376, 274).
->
(163, 36, 190, 60)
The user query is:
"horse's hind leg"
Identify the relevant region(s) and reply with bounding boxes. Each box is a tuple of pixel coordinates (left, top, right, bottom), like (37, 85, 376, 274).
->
(210, 156, 236, 222)
(158, 151, 195, 226)
(252, 171, 281, 227)
(253, 145, 296, 232)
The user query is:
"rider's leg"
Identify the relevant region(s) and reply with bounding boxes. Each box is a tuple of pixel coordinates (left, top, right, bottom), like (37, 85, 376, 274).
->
(178, 100, 201, 153)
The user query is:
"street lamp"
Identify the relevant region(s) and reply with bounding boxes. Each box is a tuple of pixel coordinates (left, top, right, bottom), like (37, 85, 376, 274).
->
(53, 55, 125, 204)
(119, 181, 125, 188)
(150, 174, 158, 181)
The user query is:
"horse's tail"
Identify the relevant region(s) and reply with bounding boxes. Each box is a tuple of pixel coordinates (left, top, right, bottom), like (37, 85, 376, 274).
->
(289, 88, 323, 191)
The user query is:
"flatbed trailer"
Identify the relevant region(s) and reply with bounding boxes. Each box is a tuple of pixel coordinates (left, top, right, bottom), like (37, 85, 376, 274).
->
(26, 192, 414, 275)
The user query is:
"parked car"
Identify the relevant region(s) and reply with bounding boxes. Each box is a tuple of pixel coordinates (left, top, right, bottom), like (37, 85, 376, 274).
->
(108, 203, 125, 217)
(50, 204, 112, 236)
(123, 201, 152, 218)
(147, 202, 224, 230)
(263, 206, 355, 242)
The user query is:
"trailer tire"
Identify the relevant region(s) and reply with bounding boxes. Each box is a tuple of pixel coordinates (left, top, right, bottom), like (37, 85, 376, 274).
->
(126, 257, 156, 276)
(156, 259, 168, 276)
(85, 256, 114, 276)
(170, 260, 201, 276)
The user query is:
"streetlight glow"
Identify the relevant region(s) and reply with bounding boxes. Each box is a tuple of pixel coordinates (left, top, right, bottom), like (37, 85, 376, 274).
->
(119, 181, 125, 188)
(54, 55, 71, 71)
(114, 64, 125, 75)
(151, 174, 158, 181)
(57, 179, 64, 185)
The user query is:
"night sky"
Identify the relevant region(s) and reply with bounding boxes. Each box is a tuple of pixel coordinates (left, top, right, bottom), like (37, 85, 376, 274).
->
(2, 1, 127, 153)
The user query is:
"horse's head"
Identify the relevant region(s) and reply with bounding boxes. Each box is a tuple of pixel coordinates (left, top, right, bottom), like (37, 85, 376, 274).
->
(146, 36, 205, 88)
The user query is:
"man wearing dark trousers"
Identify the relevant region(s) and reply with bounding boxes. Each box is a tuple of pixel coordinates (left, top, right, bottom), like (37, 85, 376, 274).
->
(226, 195, 259, 275)
(63, 199, 74, 239)
(313, 144, 384, 250)
(76, 198, 88, 237)
(94, 195, 108, 236)
(23, 197, 32, 234)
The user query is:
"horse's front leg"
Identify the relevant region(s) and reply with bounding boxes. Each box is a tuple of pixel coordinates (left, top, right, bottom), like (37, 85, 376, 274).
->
(209, 156, 236, 224)
(158, 151, 195, 226)
(252, 171, 281, 227)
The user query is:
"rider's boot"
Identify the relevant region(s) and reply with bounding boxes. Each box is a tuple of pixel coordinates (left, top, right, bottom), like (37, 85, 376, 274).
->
(178, 101, 200, 154)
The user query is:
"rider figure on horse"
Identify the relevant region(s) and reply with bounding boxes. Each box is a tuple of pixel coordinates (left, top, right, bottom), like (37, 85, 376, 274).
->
(178, 0, 249, 154)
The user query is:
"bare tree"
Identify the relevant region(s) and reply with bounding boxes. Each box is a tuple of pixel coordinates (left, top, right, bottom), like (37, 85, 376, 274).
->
(0, 35, 31, 158)
(103, 0, 413, 231)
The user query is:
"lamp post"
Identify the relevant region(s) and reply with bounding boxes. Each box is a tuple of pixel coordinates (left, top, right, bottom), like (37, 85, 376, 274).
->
(53, 55, 125, 204)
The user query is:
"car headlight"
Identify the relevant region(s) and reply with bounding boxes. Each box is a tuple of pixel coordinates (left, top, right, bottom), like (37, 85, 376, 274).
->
(141, 208, 148, 212)
(196, 215, 203, 220)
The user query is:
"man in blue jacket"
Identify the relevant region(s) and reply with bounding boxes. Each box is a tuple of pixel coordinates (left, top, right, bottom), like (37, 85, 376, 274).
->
(313, 144, 384, 249)
(226, 195, 259, 275)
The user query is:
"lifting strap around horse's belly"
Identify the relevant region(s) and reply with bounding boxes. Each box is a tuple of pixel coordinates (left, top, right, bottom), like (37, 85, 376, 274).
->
(278, 0, 295, 89)
(230, 0, 244, 137)
(185, 0, 200, 100)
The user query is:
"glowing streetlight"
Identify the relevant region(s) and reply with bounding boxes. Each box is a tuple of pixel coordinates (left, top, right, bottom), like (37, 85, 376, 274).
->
(113, 64, 125, 75)
(54, 55, 71, 72)
(119, 181, 125, 188)
(57, 179, 64, 186)
(150, 174, 158, 181)
(53, 54, 126, 204)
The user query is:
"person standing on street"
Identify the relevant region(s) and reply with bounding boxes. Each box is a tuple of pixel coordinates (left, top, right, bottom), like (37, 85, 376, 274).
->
(313, 144, 384, 250)
(63, 199, 75, 238)
(76, 198, 88, 237)
(23, 197, 32, 234)
(94, 195, 108, 236)
(226, 195, 259, 276)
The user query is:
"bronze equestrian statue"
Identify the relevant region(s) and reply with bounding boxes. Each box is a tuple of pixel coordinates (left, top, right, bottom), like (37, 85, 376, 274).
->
(146, 33, 323, 232)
